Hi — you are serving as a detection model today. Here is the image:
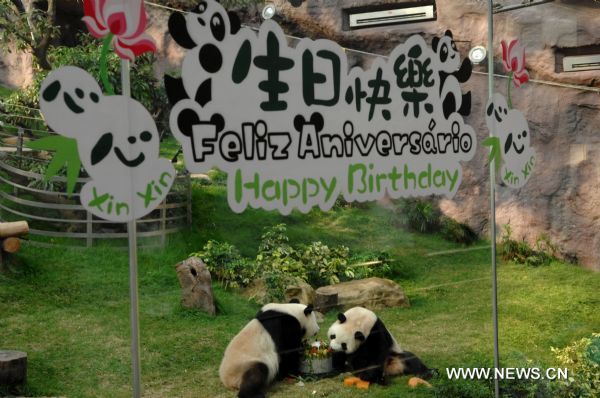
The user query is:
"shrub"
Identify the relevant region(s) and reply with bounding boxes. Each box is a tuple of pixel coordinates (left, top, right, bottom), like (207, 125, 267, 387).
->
(433, 377, 492, 398)
(193, 240, 258, 288)
(192, 224, 391, 302)
(500, 225, 557, 267)
(394, 197, 441, 233)
(440, 216, 478, 245)
(551, 333, 600, 398)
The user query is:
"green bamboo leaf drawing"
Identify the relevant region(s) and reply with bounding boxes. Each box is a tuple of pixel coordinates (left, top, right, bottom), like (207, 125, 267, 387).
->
(482, 136, 502, 175)
(27, 136, 81, 196)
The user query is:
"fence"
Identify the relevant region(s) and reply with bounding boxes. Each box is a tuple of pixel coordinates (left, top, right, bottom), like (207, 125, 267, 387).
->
(0, 122, 191, 249)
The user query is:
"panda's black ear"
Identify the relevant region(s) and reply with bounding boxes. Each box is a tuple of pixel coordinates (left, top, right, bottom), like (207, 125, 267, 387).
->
(304, 304, 314, 315)
(445, 29, 453, 39)
(289, 298, 300, 304)
(228, 11, 241, 34)
(337, 313, 346, 323)
(355, 331, 366, 341)
(432, 36, 440, 52)
(169, 12, 197, 49)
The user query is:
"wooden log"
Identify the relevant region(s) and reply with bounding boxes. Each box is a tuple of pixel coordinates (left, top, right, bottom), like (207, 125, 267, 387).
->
(314, 287, 338, 313)
(2, 238, 20, 254)
(0, 222, 29, 238)
(0, 350, 27, 387)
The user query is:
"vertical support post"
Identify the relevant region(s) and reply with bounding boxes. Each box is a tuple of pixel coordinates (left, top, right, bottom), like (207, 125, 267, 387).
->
(122, 59, 142, 398)
(86, 211, 93, 248)
(487, 2, 500, 398)
(160, 203, 166, 246)
(186, 173, 192, 226)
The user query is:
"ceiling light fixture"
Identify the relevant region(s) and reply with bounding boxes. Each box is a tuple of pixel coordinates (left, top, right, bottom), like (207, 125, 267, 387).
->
(469, 46, 487, 65)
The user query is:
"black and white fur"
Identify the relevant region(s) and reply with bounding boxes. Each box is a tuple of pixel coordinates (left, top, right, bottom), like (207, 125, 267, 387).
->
(328, 307, 432, 385)
(220, 302, 320, 398)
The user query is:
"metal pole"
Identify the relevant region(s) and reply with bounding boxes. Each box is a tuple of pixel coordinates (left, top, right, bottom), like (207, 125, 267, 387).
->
(121, 59, 142, 398)
(487, 2, 500, 397)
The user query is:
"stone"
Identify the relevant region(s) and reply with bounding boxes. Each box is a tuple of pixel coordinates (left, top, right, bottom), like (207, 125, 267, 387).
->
(284, 280, 315, 305)
(315, 277, 410, 311)
(174, 257, 216, 315)
(0, 350, 27, 388)
(242, 278, 270, 305)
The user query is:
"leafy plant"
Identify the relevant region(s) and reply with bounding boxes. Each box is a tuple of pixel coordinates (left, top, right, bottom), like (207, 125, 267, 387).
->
(394, 197, 441, 233)
(500, 225, 557, 267)
(440, 216, 478, 245)
(551, 333, 600, 398)
(192, 240, 258, 289)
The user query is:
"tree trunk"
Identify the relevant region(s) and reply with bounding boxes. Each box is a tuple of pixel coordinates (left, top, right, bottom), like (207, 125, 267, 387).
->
(314, 288, 338, 313)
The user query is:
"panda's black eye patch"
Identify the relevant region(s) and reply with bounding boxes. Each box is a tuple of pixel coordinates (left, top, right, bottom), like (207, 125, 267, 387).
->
(451, 42, 457, 51)
(440, 44, 448, 63)
(75, 88, 84, 99)
(196, 1, 207, 14)
(330, 334, 335, 339)
(210, 14, 225, 42)
(90, 92, 99, 103)
(140, 131, 152, 142)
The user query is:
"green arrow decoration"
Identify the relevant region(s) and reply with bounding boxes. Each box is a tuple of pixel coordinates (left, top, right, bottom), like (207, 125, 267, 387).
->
(482, 136, 502, 175)
(27, 135, 81, 196)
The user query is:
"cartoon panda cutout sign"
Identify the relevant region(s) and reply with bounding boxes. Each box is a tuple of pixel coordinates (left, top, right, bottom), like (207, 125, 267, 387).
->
(39, 66, 175, 222)
(485, 93, 535, 189)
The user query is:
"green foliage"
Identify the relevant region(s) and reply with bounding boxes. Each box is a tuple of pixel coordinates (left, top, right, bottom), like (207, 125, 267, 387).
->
(192, 240, 258, 288)
(394, 197, 442, 233)
(500, 225, 558, 267)
(433, 377, 492, 398)
(440, 216, 478, 245)
(551, 333, 600, 398)
(192, 224, 390, 301)
(2, 33, 168, 132)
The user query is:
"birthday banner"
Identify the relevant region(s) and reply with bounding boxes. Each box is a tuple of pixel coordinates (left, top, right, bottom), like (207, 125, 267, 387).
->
(166, 1, 476, 215)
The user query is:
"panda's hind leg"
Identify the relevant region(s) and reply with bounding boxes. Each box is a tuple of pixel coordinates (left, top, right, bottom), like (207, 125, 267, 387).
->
(239, 362, 269, 398)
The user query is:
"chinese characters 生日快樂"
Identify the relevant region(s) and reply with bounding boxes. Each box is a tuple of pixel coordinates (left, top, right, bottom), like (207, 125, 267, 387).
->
(166, 0, 476, 214)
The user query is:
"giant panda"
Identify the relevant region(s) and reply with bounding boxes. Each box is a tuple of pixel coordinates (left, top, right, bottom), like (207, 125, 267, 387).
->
(327, 306, 433, 385)
(219, 302, 320, 398)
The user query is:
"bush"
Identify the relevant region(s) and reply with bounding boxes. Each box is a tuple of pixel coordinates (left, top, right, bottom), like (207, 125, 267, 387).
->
(394, 197, 442, 233)
(500, 225, 557, 267)
(3, 33, 168, 132)
(433, 377, 492, 398)
(551, 333, 600, 398)
(192, 224, 391, 302)
(193, 240, 258, 288)
(440, 216, 478, 245)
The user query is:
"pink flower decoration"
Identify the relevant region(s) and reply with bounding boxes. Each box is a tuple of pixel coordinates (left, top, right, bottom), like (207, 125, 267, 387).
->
(82, 0, 156, 61)
(501, 39, 529, 88)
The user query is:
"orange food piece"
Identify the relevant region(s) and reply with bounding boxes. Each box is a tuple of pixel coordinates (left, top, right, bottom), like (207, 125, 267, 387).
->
(356, 380, 370, 389)
(343, 377, 361, 386)
(408, 377, 432, 388)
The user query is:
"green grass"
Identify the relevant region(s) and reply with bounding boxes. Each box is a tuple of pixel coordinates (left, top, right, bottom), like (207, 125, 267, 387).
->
(1, 185, 598, 397)
(0, 85, 13, 98)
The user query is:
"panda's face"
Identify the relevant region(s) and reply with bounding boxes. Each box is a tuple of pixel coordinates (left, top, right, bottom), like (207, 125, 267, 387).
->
(185, 1, 230, 44)
(437, 35, 460, 72)
(327, 308, 377, 354)
(328, 321, 363, 354)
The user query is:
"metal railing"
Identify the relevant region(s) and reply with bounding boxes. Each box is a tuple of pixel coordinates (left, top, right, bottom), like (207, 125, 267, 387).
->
(0, 124, 191, 249)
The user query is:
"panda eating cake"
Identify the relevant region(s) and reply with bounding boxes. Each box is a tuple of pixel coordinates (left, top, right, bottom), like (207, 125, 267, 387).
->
(328, 306, 433, 385)
(219, 302, 320, 398)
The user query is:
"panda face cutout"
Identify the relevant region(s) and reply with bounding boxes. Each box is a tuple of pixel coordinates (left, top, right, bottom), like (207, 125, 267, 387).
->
(434, 31, 460, 73)
(486, 93, 509, 126)
(186, 1, 230, 45)
(40, 66, 103, 137)
(86, 97, 159, 175)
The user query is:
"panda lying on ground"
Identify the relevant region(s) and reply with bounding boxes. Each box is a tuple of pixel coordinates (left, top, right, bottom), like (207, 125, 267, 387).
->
(220, 302, 320, 398)
(328, 306, 434, 385)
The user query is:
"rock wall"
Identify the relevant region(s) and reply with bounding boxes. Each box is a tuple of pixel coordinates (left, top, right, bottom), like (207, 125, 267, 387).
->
(271, 0, 600, 269)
